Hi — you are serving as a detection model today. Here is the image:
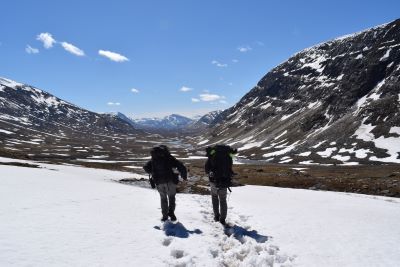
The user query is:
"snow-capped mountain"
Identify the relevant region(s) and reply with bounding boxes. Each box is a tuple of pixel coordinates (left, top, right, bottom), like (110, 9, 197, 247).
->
(186, 110, 222, 132)
(203, 19, 400, 164)
(0, 77, 159, 161)
(130, 111, 222, 133)
(131, 114, 194, 131)
(0, 77, 138, 136)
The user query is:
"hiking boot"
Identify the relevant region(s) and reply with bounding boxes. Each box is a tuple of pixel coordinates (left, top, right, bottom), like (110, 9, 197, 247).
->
(219, 218, 226, 226)
(214, 215, 220, 222)
(161, 216, 168, 222)
(169, 213, 177, 222)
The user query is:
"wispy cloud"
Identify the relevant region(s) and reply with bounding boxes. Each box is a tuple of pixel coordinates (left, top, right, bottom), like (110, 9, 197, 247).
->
(237, 45, 252, 52)
(180, 86, 193, 92)
(256, 41, 265, 46)
(131, 88, 140, 93)
(219, 100, 228, 104)
(232, 59, 239, 63)
(61, 42, 85, 56)
(211, 60, 227, 68)
(36, 32, 56, 49)
(191, 98, 200, 103)
(107, 102, 121, 106)
(199, 93, 224, 102)
(99, 50, 129, 62)
(25, 45, 39, 54)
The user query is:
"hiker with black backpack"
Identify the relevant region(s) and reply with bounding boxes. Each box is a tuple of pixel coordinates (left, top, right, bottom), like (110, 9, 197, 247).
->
(143, 145, 187, 222)
(205, 145, 238, 225)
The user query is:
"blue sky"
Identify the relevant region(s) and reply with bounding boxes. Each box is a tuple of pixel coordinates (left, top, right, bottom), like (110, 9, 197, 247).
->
(1, 0, 399, 118)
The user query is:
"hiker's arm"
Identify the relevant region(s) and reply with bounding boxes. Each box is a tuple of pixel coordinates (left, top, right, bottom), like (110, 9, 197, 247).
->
(143, 161, 152, 173)
(174, 159, 187, 180)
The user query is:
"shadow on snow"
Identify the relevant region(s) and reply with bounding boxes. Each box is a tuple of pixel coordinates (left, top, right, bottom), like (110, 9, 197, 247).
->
(154, 222, 202, 238)
(224, 224, 270, 244)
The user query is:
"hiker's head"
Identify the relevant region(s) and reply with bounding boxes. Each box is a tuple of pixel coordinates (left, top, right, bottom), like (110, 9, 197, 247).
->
(159, 145, 169, 153)
(151, 145, 169, 158)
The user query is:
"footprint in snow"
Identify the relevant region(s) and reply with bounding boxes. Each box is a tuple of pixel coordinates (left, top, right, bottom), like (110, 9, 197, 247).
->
(162, 237, 173, 247)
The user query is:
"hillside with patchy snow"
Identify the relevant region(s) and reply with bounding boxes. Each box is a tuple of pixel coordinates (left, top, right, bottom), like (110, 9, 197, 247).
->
(0, 77, 187, 162)
(202, 19, 400, 165)
(1, 157, 399, 266)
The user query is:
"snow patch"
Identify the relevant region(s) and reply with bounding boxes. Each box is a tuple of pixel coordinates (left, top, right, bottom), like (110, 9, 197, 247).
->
(0, 129, 14, 134)
(274, 130, 287, 140)
(317, 147, 337, 158)
(332, 154, 350, 162)
(238, 141, 264, 151)
(198, 139, 209, 145)
(389, 127, 400, 135)
(380, 48, 391, 61)
(354, 121, 400, 163)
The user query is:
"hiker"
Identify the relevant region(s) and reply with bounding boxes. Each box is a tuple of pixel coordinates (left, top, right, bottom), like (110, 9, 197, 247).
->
(143, 145, 187, 222)
(205, 145, 238, 225)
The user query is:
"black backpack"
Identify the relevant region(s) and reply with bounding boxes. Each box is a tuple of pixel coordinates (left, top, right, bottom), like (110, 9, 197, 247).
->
(149, 146, 179, 184)
(206, 145, 237, 188)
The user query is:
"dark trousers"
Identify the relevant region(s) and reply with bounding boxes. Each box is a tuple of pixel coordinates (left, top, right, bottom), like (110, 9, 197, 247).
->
(210, 182, 227, 220)
(156, 182, 177, 217)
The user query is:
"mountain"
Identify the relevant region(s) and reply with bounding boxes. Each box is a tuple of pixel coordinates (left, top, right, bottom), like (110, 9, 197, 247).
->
(186, 110, 222, 132)
(0, 77, 166, 161)
(0, 77, 138, 136)
(109, 112, 136, 127)
(204, 19, 400, 164)
(130, 111, 222, 133)
(131, 114, 194, 131)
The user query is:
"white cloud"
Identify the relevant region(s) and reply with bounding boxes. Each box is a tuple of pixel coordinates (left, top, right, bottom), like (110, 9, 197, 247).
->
(199, 93, 224, 102)
(25, 45, 39, 54)
(256, 41, 265, 46)
(219, 100, 228, 104)
(61, 42, 85, 56)
(180, 86, 193, 92)
(36, 32, 56, 49)
(131, 88, 140, 93)
(232, 59, 239, 63)
(238, 45, 252, 52)
(99, 50, 129, 62)
(211, 60, 227, 68)
(191, 98, 200, 102)
(107, 102, 121, 106)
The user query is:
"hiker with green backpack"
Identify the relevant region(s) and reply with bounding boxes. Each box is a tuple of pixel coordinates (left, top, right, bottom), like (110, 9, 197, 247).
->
(205, 145, 238, 225)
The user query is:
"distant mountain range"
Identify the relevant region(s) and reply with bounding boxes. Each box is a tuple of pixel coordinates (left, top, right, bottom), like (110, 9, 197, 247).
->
(201, 19, 400, 164)
(112, 111, 222, 132)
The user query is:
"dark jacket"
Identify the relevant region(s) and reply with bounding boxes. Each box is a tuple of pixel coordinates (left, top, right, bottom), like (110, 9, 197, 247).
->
(143, 155, 187, 185)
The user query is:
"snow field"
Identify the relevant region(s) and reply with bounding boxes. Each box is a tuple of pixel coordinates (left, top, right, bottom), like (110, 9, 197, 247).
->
(1, 159, 400, 266)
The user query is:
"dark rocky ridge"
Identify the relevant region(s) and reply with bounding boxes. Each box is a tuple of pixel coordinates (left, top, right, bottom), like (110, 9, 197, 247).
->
(204, 19, 400, 165)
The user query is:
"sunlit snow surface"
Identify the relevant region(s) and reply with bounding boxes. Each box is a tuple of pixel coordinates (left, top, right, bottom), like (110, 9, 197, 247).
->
(1, 157, 400, 266)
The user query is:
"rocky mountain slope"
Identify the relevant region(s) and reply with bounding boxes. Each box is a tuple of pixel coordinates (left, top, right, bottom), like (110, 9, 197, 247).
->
(0, 77, 177, 162)
(186, 110, 222, 131)
(202, 19, 400, 165)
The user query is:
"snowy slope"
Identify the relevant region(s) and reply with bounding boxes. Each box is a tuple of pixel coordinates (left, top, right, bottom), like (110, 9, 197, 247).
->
(207, 19, 400, 165)
(1, 158, 399, 266)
